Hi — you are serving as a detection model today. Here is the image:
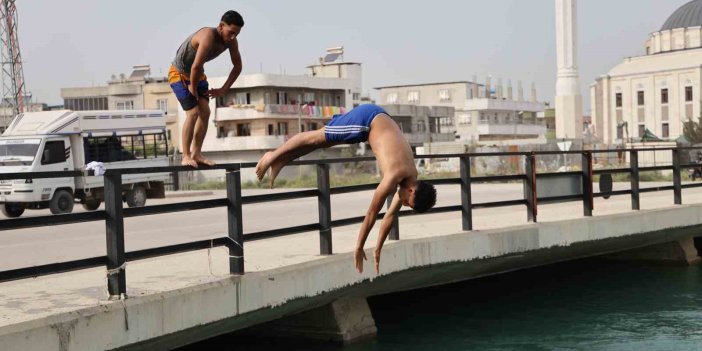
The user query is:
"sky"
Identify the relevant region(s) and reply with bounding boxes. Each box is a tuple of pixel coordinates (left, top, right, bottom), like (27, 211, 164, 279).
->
(15, 0, 691, 112)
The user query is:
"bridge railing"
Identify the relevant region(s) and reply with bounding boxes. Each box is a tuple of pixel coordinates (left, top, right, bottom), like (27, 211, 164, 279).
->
(2, 147, 702, 298)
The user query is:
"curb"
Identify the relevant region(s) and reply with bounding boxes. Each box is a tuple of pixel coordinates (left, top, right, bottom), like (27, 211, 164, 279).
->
(165, 191, 214, 198)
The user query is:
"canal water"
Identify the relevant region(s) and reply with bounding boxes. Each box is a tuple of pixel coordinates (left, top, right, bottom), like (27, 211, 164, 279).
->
(177, 258, 702, 350)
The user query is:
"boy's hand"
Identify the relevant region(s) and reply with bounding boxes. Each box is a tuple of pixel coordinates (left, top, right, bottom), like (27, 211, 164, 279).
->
(189, 85, 199, 100)
(354, 247, 367, 273)
(208, 87, 226, 98)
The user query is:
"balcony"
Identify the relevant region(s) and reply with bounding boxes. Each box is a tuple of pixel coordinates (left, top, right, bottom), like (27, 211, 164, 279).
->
(477, 122, 546, 136)
(215, 104, 346, 122)
(107, 84, 142, 96)
(202, 135, 286, 152)
(403, 132, 455, 145)
(464, 98, 545, 112)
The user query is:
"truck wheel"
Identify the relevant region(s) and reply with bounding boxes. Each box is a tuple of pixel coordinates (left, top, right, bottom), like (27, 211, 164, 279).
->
(50, 190, 74, 215)
(82, 198, 101, 211)
(126, 185, 147, 207)
(1, 203, 25, 218)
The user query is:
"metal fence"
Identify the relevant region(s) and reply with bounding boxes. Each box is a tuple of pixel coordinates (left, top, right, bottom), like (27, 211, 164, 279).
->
(2, 147, 702, 299)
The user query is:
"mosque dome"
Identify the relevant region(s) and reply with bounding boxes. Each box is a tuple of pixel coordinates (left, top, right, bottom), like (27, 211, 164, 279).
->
(661, 0, 702, 31)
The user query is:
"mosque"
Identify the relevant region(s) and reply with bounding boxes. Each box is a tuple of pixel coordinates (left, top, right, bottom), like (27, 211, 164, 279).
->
(591, 0, 702, 144)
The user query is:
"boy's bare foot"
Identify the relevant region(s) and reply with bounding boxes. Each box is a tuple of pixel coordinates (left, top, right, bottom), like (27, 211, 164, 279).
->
(181, 156, 198, 168)
(192, 154, 216, 166)
(268, 158, 286, 189)
(256, 151, 274, 182)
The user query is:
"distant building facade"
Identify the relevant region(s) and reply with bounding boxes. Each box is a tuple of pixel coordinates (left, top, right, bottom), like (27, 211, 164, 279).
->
(375, 79, 546, 145)
(591, 0, 702, 144)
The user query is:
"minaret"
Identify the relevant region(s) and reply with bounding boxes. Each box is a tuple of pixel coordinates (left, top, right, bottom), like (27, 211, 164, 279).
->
(497, 78, 504, 100)
(555, 0, 583, 139)
(507, 80, 513, 101)
(518, 81, 524, 102)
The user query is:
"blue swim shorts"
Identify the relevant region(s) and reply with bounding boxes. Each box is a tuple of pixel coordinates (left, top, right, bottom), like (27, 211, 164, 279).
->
(324, 104, 387, 143)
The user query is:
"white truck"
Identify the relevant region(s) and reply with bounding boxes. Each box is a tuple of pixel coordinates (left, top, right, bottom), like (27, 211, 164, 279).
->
(0, 109, 171, 218)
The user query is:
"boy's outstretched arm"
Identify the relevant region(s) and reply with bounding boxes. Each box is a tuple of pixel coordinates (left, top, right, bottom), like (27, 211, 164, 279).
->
(374, 191, 402, 274)
(355, 177, 398, 273)
(210, 39, 242, 97)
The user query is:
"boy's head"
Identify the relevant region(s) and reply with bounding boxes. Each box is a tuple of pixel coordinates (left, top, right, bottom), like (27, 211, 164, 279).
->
(399, 181, 437, 213)
(218, 10, 244, 44)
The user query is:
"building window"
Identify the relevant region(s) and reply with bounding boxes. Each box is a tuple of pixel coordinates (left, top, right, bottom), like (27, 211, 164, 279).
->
(439, 117, 453, 126)
(157, 99, 168, 112)
(236, 123, 251, 136)
(438, 89, 451, 102)
(615, 93, 622, 108)
(638, 124, 645, 137)
(116, 101, 134, 110)
(267, 124, 274, 135)
(617, 125, 624, 139)
(352, 93, 361, 100)
(392, 117, 412, 132)
(662, 123, 669, 138)
(686, 86, 693, 102)
(407, 91, 420, 103)
(661, 89, 668, 104)
(637, 91, 645, 106)
(386, 93, 398, 104)
(236, 92, 250, 105)
(458, 112, 471, 125)
(304, 92, 315, 104)
(309, 122, 318, 131)
(276, 92, 288, 105)
(277, 122, 288, 135)
(64, 97, 108, 111)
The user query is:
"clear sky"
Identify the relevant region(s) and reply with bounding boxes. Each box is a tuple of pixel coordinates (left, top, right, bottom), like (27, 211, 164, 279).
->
(16, 0, 690, 112)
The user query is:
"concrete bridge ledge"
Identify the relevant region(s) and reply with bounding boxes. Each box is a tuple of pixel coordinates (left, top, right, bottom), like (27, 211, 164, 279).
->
(606, 235, 702, 265)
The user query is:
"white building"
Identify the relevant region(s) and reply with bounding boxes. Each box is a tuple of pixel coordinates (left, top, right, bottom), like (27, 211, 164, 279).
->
(375, 79, 546, 145)
(591, 0, 702, 144)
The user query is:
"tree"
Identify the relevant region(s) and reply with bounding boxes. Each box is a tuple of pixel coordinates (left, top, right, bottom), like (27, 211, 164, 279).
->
(683, 115, 702, 144)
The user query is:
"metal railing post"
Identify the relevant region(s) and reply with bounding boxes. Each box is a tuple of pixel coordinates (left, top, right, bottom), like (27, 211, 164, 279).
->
(673, 148, 682, 205)
(226, 165, 244, 274)
(582, 151, 594, 216)
(460, 156, 473, 230)
(386, 192, 399, 240)
(104, 170, 127, 299)
(630, 150, 640, 210)
(173, 171, 180, 191)
(317, 164, 333, 255)
(524, 153, 538, 222)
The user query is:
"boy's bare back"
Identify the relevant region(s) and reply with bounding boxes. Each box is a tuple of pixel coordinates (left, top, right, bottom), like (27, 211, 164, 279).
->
(367, 114, 417, 182)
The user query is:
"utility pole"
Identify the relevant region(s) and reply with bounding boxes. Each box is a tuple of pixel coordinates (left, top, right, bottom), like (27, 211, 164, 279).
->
(0, 0, 27, 119)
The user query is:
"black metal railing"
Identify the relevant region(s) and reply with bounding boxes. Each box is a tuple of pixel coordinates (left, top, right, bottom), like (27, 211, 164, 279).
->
(2, 147, 702, 299)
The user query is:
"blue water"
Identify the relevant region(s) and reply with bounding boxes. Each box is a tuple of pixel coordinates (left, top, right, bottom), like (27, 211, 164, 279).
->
(178, 259, 702, 351)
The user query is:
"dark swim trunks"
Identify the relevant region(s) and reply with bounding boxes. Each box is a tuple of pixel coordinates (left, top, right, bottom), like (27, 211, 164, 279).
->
(168, 64, 209, 111)
(324, 104, 387, 143)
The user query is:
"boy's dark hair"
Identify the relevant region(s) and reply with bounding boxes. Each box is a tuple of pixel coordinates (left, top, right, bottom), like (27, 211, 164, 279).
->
(413, 181, 436, 213)
(222, 10, 244, 27)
